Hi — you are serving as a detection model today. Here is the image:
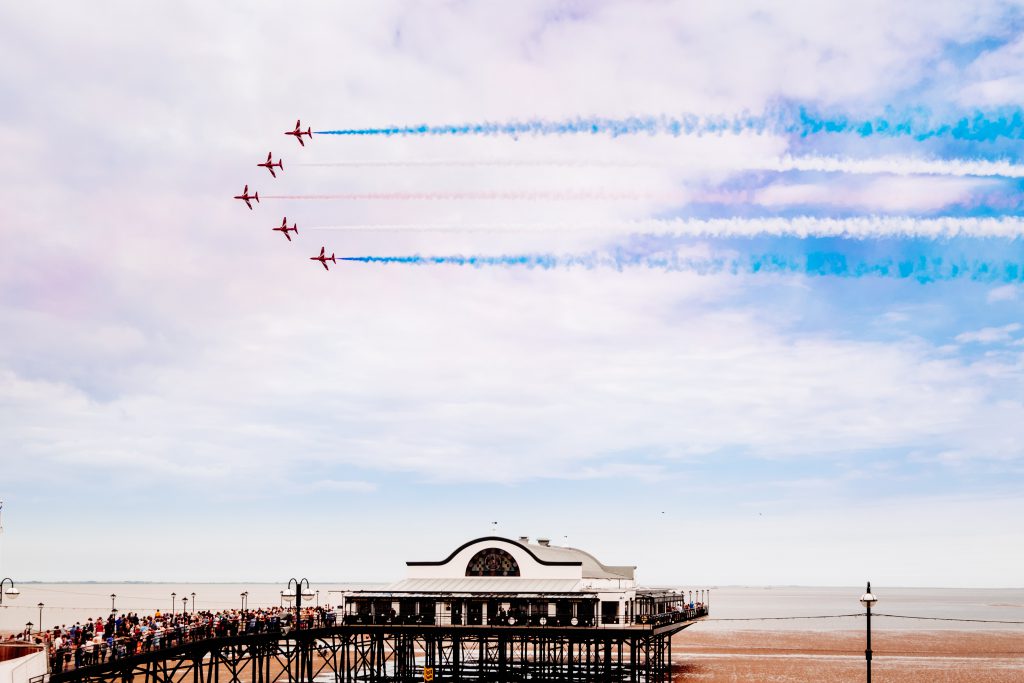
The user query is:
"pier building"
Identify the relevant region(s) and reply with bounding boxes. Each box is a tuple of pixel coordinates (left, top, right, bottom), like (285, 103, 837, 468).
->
(342, 535, 702, 629)
(51, 536, 708, 683)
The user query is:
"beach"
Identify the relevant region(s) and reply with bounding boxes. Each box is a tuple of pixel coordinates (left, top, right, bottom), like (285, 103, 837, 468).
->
(672, 629, 1024, 682)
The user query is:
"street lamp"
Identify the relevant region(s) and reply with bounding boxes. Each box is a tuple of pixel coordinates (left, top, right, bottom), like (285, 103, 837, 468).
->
(860, 581, 878, 683)
(26, 622, 33, 636)
(241, 591, 248, 611)
(110, 594, 117, 612)
(182, 596, 188, 616)
(283, 578, 314, 630)
(0, 577, 19, 605)
(191, 592, 196, 614)
(279, 591, 284, 608)
(38, 603, 44, 631)
(316, 590, 320, 609)
(171, 592, 177, 618)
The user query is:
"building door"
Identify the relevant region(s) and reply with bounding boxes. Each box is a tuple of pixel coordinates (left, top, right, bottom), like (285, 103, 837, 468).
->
(467, 602, 483, 626)
(601, 600, 619, 625)
(451, 602, 462, 625)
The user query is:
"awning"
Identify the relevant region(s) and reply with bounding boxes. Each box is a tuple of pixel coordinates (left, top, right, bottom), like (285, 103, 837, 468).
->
(346, 577, 584, 596)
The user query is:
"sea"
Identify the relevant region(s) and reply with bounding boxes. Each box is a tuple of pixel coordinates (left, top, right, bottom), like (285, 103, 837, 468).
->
(2, 584, 1022, 634)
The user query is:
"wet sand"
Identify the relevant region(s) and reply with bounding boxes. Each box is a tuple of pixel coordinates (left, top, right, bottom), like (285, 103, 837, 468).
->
(673, 630, 1024, 682)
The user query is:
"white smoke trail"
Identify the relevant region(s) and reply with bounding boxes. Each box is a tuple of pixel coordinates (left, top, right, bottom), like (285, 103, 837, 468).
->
(293, 156, 1024, 178)
(305, 216, 1024, 239)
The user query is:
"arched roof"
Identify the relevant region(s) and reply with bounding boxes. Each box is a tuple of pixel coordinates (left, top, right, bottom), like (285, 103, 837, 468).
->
(408, 536, 635, 581)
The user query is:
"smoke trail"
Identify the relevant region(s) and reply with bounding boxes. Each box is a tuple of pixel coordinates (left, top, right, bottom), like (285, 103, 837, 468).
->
(775, 156, 1024, 178)
(340, 251, 1024, 283)
(308, 217, 1024, 239)
(262, 191, 678, 201)
(315, 106, 1024, 142)
(296, 156, 1024, 178)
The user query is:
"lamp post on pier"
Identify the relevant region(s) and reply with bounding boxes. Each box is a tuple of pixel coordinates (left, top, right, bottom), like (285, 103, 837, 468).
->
(182, 596, 188, 616)
(0, 577, 19, 605)
(110, 594, 117, 612)
(38, 603, 44, 631)
(860, 582, 878, 683)
(171, 592, 177, 618)
(191, 592, 196, 614)
(282, 578, 314, 630)
(241, 591, 248, 611)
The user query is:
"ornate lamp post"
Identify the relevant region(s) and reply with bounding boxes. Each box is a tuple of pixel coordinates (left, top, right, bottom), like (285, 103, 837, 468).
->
(182, 596, 189, 615)
(171, 592, 177, 618)
(0, 577, 19, 605)
(38, 602, 44, 630)
(26, 622, 33, 635)
(110, 594, 117, 612)
(241, 591, 248, 611)
(860, 582, 878, 683)
(191, 592, 196, 614)
(282, 578, 314, 629)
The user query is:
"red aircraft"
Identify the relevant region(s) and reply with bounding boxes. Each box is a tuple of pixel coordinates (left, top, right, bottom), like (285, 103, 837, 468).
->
(234, 184, 259, 210)
(310, 246, 336, 270)
(285, 119, 313, 146)
(258, 152, 283, 178)
(274, 217, 298, 242)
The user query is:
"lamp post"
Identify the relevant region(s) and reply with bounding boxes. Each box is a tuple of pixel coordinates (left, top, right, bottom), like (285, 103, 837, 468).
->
(316, 590, 320, 609)
(241, 592, 248, 611)
(182, 596, 188, 617)
(26, 622, 33, 636)
(38, 603, 44, 631)
(282, 578, 314, 630)
(171, 592, 177, 618)
(860, 582, 878, 683)
(191, 592, 196, 614)
(110, 594, 117, 612)
(0, 577, 19, 605)
(279, 591, 284, 608)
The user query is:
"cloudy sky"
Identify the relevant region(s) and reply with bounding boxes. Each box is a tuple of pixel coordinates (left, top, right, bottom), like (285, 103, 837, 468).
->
(1, 1, 1023, 587)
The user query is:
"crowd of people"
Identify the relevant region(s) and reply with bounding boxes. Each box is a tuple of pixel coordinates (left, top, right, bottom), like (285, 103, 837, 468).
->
(16, 605, 336, 673)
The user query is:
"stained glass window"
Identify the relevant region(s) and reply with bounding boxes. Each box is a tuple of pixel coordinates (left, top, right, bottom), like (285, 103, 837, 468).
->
(465, 548, 520, 576)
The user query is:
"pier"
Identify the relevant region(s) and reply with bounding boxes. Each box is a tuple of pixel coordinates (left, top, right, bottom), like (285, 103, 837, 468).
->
(48, 536, 708, 682)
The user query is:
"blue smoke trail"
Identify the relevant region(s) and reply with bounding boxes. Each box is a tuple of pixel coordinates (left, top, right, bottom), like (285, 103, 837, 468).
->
(316, 104, 1024, 142)
(341, 251, 1024, 283)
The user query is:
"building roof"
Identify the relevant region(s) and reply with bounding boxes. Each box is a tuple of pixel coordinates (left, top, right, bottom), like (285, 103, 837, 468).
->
(525, 543, 635, 581)
(406, 536, 636, 581)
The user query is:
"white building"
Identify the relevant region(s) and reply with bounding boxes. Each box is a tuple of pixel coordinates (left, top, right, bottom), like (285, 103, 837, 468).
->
(343, 536, 701, 628)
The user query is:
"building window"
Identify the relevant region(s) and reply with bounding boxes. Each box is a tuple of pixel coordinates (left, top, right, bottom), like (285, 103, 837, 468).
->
(466, 548, 521, 576)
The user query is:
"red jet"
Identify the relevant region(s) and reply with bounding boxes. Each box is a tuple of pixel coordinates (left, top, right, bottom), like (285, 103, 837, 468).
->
(234, 184, 259, 210)
(274, 217, 298, 242)
(258, 152, 283, 178)
(285, 119, 313, 146)
(310, 246, 336, 270)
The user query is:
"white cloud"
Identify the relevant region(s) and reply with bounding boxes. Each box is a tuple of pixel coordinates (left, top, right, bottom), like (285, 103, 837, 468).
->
(955, 323, 1022, 344)
(311, 480, 378, 493)
(987, 285, 1021, 303)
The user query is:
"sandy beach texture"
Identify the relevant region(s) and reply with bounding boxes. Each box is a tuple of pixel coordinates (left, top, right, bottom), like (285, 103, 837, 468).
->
(673, 629, 1024, 682)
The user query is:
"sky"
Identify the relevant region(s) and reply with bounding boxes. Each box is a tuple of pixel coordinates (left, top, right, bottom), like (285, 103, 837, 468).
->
(1, 0, 1023, 588)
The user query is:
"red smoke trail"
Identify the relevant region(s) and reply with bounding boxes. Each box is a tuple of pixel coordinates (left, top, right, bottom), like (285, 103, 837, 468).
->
(261, 191, 681, 201)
